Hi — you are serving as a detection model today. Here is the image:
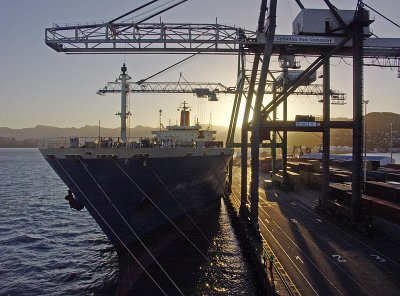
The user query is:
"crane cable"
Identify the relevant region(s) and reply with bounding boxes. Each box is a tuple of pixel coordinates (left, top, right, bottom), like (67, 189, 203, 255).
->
(151, 169, 211, 244)
(79, 159, 185, 295)
(137, 0, 189, 24)
(108, 0, 161, 24)
(137, 53, 199, 84)
(109, 0, 190, 37)
(124, 0, 177, 23)
(112, 159, 213, 264)
(109, 0, 189, 25)
(53, 157, 170, 296)
(361, 2, 400, 30)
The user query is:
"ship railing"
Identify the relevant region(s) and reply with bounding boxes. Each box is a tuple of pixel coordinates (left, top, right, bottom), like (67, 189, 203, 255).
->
(39, 136, 225, 149)
(39, 136, 153, 149)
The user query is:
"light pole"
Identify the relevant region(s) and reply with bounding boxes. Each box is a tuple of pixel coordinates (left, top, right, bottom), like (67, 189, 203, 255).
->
(363, 100, 369, 190)
(391, 120, 394, 164)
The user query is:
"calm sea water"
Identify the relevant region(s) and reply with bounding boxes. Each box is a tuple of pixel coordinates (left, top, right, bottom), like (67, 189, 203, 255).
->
(0, 148, 256, 296)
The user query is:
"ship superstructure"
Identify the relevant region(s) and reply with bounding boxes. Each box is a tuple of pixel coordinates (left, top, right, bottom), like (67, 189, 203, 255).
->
(152, 101, 221, 148)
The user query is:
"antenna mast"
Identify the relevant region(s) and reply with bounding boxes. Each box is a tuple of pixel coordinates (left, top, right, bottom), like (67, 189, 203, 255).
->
(116, 63, 131, 142)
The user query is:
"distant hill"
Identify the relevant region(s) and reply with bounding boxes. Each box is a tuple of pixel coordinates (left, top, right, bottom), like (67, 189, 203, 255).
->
(287, 112, 400, 151)
(333, 112, 400, 151)
(1, 112, 398, 150)
(0, 124, 232, 147)
(0, 125, 155, 141)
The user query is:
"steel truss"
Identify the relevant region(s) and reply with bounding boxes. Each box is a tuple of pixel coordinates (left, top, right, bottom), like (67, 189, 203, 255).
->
(98, 81, 232, 95)
(46, 22, 255, 54)
(45, 22, 400, 58)
(97, 80, 346, 101)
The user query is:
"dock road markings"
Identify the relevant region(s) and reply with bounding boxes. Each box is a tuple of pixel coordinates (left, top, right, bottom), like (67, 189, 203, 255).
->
(264, 201, 277, 207)
(295, 256, 304, 264)
(332, 254, 347, 263)
(370, 254, 386, 263)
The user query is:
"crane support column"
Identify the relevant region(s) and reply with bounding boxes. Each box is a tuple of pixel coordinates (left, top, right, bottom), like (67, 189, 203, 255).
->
(250, 0, 277, 232)
(351, 9, 365, 224)
(322, 58, 330, 205)
(227, 52, 245, 190)
(271, 83, 277, 175)
(241, 54, 260, 213)
(242, 0, 268, 215)
(282, 68, 288, 190)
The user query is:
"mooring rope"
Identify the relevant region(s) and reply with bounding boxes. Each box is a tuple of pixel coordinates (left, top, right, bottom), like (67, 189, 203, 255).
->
(112, 159, 211, 264)
(53, 157, 169, 296)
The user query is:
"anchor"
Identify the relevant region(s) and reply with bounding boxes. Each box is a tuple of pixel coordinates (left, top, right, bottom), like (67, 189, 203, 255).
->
(64, 189, 84, 211)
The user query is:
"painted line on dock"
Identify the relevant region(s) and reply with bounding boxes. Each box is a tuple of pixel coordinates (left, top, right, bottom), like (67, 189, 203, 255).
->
(232, 168, 400, 294)
(265, 190, 400, 293)
(291, 194, 400, 271)
(262, 197, 383, 294)
(282, 187, 400, 269)
(295, 256, 304, 264)
(258, 205, 347, 296)
(258, 217, 320, 296)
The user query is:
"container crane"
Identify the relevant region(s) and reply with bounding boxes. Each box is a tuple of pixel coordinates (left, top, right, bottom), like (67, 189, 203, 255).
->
(45, 0, 400, 232)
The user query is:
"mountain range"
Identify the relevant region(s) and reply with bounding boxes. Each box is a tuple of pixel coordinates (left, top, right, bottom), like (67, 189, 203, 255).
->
(1, 112, 398, 150)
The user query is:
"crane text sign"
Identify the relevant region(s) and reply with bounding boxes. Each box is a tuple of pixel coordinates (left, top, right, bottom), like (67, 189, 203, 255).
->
(295, 121, 322, 127)
(274, 35, 335, 45)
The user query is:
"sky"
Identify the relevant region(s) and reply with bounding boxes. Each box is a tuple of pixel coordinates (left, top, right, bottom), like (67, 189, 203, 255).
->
(0, 0, 399, 130)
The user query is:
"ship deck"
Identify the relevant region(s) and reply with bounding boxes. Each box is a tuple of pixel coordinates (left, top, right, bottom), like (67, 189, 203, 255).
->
(228, 166, 400, 295)
(40, 146, 233, 159)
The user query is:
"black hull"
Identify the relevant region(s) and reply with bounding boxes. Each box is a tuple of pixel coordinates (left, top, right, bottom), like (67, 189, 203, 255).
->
(41, 148, 232, 251)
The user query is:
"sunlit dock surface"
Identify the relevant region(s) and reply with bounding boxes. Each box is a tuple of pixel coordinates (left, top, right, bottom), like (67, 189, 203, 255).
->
(228, 167, 400, 296)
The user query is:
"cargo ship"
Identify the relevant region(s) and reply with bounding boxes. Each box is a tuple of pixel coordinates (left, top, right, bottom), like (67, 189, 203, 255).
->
(40, 64, 233, 254)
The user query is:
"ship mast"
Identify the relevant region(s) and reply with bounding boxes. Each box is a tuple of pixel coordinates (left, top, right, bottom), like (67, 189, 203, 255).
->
(117, 63, 130, 142)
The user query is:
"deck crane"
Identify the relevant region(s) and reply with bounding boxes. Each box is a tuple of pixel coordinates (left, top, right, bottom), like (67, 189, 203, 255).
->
(45, 0, 400, 232)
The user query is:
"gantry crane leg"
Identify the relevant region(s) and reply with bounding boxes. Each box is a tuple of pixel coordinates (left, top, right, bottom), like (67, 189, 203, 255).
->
(250, 0, 277, 232)
(322, 59, 331, 206)
(351, 7, 366, 224)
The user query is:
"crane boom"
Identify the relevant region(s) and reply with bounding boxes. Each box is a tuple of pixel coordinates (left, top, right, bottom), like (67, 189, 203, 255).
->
(45, 22, 400, 57)
(97, 80, 346, 104)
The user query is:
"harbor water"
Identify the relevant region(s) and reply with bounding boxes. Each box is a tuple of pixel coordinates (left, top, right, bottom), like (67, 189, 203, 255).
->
(0, 148, 257, 295)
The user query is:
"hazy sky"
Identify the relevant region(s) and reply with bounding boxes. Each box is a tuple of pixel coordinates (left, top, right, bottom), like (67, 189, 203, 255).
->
(0, 0, 399, 129)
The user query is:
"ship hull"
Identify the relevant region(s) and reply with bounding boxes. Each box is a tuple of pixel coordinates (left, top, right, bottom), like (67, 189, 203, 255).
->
(40, 147, 232, 252)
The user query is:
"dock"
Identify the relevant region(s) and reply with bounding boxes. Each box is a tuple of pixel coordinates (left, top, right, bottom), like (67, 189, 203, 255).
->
(225, 166, 400, 295)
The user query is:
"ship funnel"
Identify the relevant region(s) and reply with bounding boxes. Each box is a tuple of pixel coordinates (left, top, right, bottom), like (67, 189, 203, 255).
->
(178, 101, 191, 126)
(180, 110, 190, 126)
